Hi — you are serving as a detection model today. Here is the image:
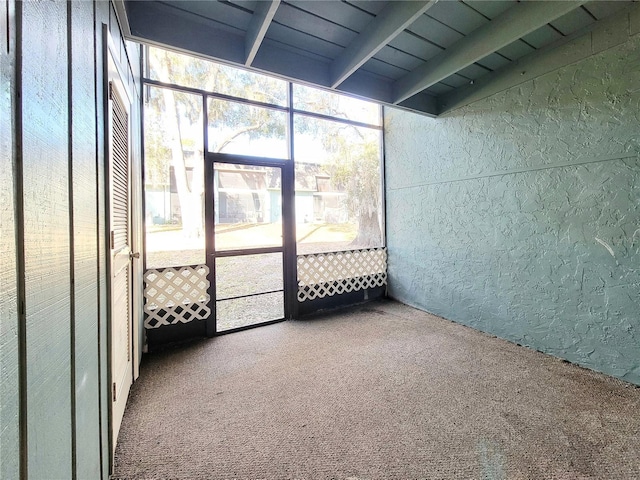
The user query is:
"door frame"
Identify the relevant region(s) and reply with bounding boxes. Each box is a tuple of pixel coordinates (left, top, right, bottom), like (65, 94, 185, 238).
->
(103, 28, 141, 465)
(204, 152, 297, 335)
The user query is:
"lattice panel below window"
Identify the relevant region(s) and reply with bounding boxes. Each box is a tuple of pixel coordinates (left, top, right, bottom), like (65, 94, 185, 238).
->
(144, 265, 210, 329)
(297, 248, 387, 302)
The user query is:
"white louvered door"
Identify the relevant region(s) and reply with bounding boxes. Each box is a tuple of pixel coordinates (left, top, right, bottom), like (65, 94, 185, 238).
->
(108, 63, 133, 455)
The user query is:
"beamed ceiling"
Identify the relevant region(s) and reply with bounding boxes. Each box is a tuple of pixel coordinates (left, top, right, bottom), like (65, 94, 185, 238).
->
(120, 0, 636, 117)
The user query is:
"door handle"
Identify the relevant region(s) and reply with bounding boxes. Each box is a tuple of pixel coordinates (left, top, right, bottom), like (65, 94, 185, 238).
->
(129, 251, 140, 260)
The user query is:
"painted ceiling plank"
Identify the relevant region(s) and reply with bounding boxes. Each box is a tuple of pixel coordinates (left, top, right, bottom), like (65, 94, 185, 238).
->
(408, 14, 463, 49)
(336, 69, 396, 108)
(388, 31, 441, 62)
(330, 0, 437, 88)
(392, 0, 586, 104)
(251, 38, 332, 87)
(497, 39, 536, 63)
(361, 57, 408, 81)
(274, 2, 357, 46)
(395, 91, 439, 117)
(287, 0, 373, 31)
(550, 7, 595, 36)
(347, 1, 386, 16)
(462, 0, 515, 20)
(266, 22, 342, 59)
(164, 0, 251, 29)
(584, 1, 630, 21)
(476, 52, 510, 71)
(126, 1, 246, 64)
(521, 25, 563, 49)
(373, 45, 424, 72)
(427, 0, 488, 35)
(245, 0, 281, 66)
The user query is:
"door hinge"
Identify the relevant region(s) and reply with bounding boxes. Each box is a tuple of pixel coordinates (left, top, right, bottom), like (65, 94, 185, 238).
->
(110, 231, 115, 250)
(112, 382, 117, 402)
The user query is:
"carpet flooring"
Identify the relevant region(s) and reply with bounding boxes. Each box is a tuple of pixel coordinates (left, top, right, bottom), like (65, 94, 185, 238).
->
(114, 300, 640, 479)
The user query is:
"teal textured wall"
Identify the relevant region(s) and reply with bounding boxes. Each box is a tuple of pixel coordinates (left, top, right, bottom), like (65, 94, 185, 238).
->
(22, 1, 73, 475)
(385, 23, 640, 385)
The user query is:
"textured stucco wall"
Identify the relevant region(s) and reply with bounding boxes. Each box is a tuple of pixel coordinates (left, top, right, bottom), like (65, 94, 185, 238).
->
(384, 30, 640, 385)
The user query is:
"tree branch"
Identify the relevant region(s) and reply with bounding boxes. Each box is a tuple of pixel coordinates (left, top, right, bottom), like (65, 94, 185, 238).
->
(216, 123, 263, 152)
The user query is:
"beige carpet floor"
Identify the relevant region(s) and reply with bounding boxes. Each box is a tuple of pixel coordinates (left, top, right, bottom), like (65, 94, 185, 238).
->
(114, 300, 640, 479)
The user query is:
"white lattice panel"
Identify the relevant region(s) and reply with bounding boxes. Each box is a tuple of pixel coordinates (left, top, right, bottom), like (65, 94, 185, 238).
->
(297, 248, 387, 301)
(144, 265, 210, 329)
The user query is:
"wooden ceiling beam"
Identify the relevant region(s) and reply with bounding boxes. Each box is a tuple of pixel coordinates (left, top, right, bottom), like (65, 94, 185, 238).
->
(245, 0, 281, 66)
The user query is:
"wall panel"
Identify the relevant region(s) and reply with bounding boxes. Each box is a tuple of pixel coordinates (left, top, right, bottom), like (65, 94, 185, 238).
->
(21, 0, 72, 477)
(1, 2, 143, 477)
(385, 28, 640, 385)
(95, 4, 111, 476)
(71, 1, 102, 478)
(0, 1, 20, 478)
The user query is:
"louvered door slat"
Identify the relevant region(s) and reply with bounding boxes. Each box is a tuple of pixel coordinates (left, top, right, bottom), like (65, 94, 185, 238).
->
(110, 82, 129, 252)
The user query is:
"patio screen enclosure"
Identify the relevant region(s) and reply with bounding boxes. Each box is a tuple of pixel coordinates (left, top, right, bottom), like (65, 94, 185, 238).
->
(142, 46, 387, 343)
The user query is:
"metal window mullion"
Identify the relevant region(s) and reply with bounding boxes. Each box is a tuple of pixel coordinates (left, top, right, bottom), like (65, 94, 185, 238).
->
(380, 106, 387, 250)
(291, 109, 382, 130)
(203, 93, 216, 337)
(143, 77, 289, 112)
(206, 151, 289, 168)
(214, 246, 283, 258)
(141, 79, 383, 130)
(284, 82, 298, 319)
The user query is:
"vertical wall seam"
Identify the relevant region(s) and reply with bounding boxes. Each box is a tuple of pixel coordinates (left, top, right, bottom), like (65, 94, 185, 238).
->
(4, 0, 9, 54)
(93, 13, 108, 480)
(94, 7, 105, 479)
(66, 2, 77, 479)
(14, 1, 28, 478)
